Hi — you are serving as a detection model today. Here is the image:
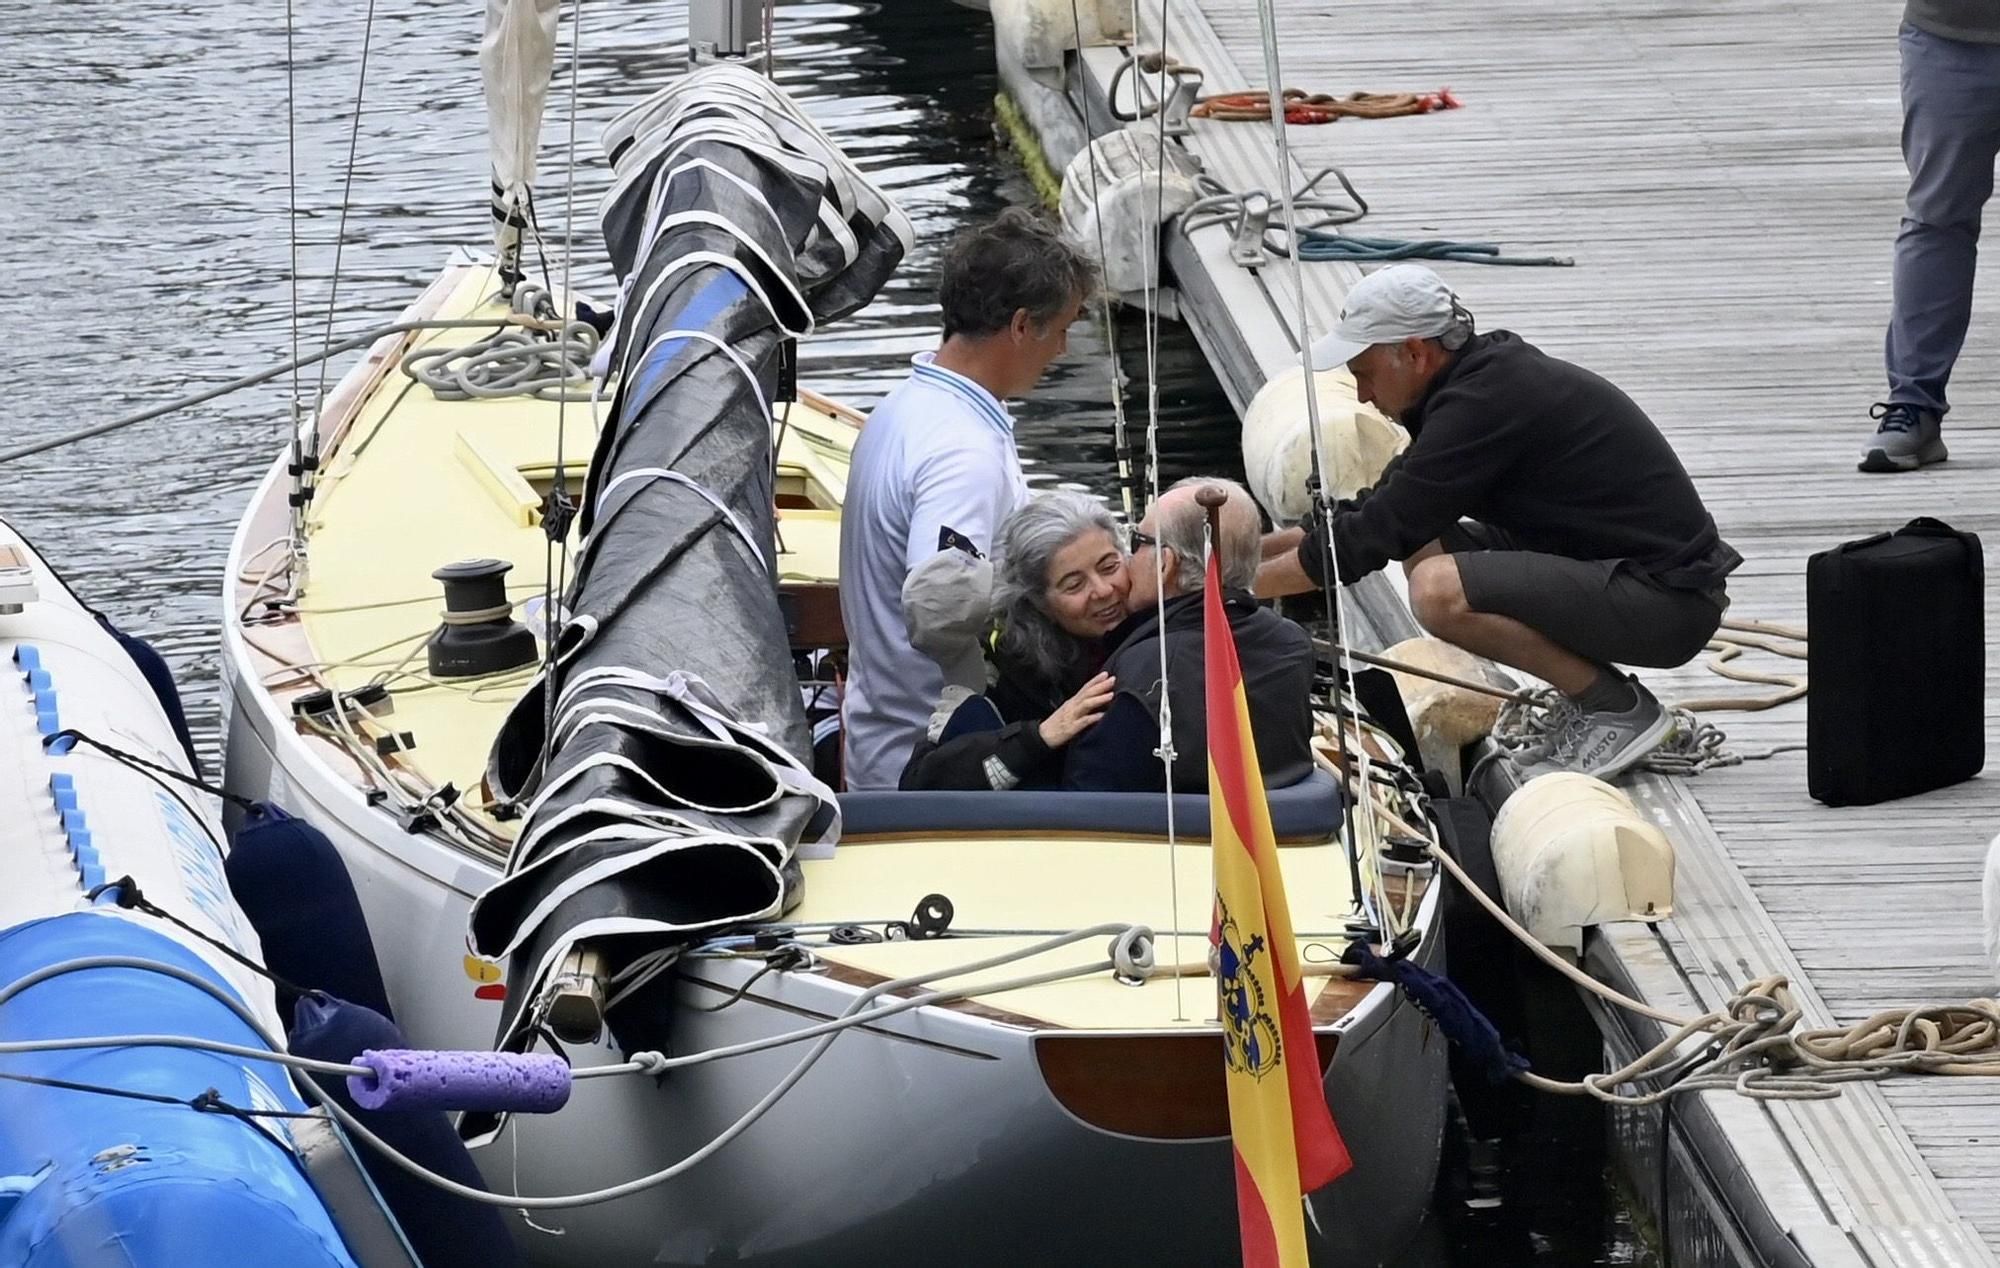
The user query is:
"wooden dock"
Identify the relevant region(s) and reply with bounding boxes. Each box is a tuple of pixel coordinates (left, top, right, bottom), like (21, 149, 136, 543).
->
(996, 1, 2000, 1263)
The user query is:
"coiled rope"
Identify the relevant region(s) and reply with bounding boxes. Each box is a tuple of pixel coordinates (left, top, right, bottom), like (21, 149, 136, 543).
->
(400, 284, 598, 402)
(1192, 86, 1459, 125)
(1426, 842, 2000, 1103)
(1294, 230, 1574, 268)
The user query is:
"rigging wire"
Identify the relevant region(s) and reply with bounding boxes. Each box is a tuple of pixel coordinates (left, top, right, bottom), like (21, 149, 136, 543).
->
(1126, 0, 1189, 1025)
(1066, 0, 1138, 525)
(1244, 0, 1383, 931)
(309, 0, 382, 423)
(284, 0, 305, 570)
(285, 0, 383, 601)
(535, 0, 589, 811)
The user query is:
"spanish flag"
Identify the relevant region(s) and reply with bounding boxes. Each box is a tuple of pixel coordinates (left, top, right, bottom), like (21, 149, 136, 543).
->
(1205, 552, 1353, 1265)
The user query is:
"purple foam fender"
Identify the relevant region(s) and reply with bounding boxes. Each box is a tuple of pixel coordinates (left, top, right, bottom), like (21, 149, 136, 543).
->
(347, 1049, 572, 1114)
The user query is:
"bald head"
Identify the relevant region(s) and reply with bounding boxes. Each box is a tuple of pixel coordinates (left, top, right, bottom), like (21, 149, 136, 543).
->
(1148, 477, 1262, 594)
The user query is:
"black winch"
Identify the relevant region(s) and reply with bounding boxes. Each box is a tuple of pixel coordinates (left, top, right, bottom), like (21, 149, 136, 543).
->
(427, 559, 537, 679)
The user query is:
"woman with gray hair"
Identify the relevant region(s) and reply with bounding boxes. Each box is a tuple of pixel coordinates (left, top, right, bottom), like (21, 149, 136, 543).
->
(900, 492, 1131, 791)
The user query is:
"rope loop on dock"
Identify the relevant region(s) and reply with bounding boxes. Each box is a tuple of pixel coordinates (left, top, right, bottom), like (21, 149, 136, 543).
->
(1430, 824, 2000, 1106)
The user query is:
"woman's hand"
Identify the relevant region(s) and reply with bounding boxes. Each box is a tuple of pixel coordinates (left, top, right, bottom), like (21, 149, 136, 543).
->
(1039, 672, 1116, 749)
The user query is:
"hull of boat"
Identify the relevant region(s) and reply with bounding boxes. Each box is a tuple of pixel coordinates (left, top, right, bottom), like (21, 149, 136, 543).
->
(225, 639, 1446, 1266)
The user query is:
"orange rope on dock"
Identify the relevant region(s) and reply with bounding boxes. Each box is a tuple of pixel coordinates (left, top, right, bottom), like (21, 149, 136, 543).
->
(1192, 87, 1460, 125)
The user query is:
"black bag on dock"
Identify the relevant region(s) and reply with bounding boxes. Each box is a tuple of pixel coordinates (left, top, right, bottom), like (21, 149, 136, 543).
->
(1807, 516, 1984, 806)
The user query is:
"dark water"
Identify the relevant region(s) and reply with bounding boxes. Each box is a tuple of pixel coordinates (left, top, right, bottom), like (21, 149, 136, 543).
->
(0, 1, 1639, 1261)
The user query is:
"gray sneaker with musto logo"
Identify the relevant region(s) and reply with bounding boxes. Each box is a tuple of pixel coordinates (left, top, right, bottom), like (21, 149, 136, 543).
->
(1514, 679, 1675, 782)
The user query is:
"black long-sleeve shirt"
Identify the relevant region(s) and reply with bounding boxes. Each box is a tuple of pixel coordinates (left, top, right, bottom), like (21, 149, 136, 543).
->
(1297, 331, 1739, 591)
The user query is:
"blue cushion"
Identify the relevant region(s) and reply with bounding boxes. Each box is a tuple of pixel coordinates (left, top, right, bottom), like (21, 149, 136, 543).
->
(227, 805, 396, 1022)
(840, 768, 1343, 842)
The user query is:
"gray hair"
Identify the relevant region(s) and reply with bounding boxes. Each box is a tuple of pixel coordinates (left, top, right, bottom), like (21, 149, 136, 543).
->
(1156, 477, 1261, 592)
(991, 491, 1121, 679)
(939, 207, 1101, 340)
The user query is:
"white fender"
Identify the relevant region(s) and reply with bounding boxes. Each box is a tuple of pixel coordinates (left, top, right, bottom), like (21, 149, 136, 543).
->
(1241, 365, 1407, 523)
(991, 0, 1127, 72)
(1058, 129, 1202, 298)
(1489, 772, 1675, 955)
(1378, 637, 1505, 777)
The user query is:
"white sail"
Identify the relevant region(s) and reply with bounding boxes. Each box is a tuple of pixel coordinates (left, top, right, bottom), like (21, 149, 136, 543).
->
(481, 0, 561, 294)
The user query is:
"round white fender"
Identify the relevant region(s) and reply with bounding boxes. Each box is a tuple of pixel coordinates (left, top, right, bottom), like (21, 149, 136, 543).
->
(1241, 364, 1407, 523)
(991, 0, 1126, 71)
(1490, 772, 1675, 955)
(1379, 636, 1505, 757)
(1058, 129, 1203, 297)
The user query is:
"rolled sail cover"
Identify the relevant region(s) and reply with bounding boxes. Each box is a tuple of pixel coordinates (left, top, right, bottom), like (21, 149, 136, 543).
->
(471, 63, 911, 1048)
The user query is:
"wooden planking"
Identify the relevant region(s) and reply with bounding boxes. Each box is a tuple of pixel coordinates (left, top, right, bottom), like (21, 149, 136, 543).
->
(1144, 0, 2000, 1256)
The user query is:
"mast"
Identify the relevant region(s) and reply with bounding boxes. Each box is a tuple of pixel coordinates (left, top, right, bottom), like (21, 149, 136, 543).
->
(481, 0, 561, 298)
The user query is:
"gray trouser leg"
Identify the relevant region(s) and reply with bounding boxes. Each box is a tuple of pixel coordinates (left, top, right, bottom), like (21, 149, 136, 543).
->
(1885, 23, 2000, 418)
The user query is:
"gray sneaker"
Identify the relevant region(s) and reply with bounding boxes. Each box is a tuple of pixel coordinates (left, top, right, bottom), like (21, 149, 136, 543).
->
(1859, 402, 1946, 473)
(1515, 679, 1674, 782)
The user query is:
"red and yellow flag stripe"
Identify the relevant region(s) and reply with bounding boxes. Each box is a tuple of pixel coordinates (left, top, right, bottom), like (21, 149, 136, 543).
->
(1204, 552, 1352, 1266)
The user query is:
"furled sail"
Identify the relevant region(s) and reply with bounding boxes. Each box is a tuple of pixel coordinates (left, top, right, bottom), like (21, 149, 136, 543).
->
(481, 0, 560, 294)
(470, 62, 912, 1051)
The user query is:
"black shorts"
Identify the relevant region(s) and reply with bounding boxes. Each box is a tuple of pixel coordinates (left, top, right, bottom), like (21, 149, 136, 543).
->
(1442, 522, 1726, 669)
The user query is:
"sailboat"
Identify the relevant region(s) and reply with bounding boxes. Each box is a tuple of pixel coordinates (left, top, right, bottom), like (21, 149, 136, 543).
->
(220, 2, 1450, 1262)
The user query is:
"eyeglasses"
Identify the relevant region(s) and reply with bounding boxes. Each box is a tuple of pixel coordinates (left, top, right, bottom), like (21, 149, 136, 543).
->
(1126, 527, 1159, 552)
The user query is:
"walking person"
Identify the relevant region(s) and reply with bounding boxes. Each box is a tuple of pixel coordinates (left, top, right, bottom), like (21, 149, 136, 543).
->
(1861, 3, 2000, 472)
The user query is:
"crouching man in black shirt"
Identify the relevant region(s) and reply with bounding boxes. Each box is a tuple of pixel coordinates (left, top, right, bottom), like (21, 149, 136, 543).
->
(1258, 265, 1740, 781)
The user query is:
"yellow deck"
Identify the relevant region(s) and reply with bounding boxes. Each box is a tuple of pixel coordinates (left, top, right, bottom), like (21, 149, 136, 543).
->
(295, 266, 853, 813)
(800, 837, 1354, 1028)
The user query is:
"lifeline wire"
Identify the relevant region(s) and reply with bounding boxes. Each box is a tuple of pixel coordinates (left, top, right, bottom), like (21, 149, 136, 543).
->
(294, 925, 1155, 1210)
(0, 318, 543, 466)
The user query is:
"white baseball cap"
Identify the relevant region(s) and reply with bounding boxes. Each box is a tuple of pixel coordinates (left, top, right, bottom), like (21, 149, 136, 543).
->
(1308, 264, 1466, 370)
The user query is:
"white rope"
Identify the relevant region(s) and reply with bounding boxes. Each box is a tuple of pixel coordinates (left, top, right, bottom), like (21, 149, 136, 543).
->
(295, 924, 1154, 1210)
(595, 467, 770, 573)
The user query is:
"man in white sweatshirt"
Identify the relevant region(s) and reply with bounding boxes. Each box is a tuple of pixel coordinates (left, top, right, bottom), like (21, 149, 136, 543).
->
(838, 209, 1098, 789)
